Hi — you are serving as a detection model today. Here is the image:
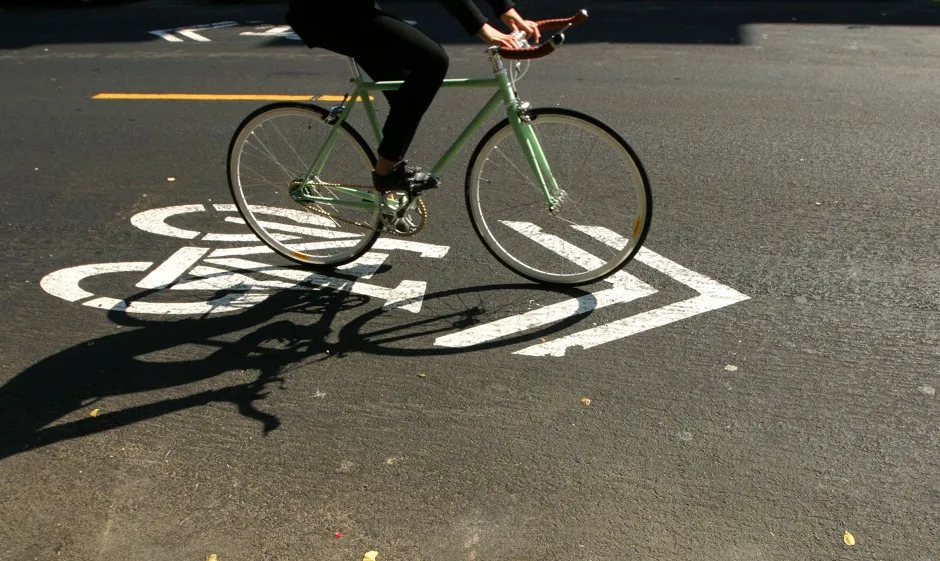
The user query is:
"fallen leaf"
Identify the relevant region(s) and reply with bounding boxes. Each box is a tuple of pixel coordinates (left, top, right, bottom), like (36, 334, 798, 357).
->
(580, 397, 592, 407)
(363, 551, 379, 561)
(843, 531, 856, 546)
(89, 408, 101, 417)
(207, 555, 218, 561)
(417, 373, 427, 378)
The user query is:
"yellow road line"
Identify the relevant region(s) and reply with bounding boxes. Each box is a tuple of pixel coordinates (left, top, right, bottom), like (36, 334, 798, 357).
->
(92, 93, 367, 101)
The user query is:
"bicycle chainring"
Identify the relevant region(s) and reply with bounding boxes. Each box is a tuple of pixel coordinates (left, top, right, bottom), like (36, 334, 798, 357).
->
(380, 192, 427, 237)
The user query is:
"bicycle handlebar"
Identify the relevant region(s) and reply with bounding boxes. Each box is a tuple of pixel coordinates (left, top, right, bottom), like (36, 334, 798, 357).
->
(497, 9, 589, 60)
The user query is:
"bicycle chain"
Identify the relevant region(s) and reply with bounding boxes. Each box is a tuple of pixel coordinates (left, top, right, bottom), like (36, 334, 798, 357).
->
(297, 181, 428, 237)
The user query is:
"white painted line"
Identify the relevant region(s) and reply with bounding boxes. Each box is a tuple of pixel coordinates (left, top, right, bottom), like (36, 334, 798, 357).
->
(209, 245, 274, 258)
(214, 204, 338, 228)
(205, 240, 360, 257)
(240, 25, 290, 35)
(177, 29, 212, 42)
(178, 252, 387, 291)
(499, 221, 646, 292)
(174, 266, 296, 291)
(336, 251, 388, 280)
(131, 204, 205, 239)
(239, 26, 301, 40)
(501, 221, 606, 271)
(83, 292, 270, 315)
(208, 21, 239, 29)
(224, 216, 362, 240)
(204, 257, 426, 312)
(149, 30, 184, 42)
(136, 246, 209, 289)
(372, 238, 450, 258)
(202, 232, 300, 242)
(148, 21, 238, 42)
(40, 262, 152, 302)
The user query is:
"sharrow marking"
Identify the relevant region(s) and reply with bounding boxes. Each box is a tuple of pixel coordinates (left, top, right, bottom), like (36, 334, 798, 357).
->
(515, 226, 750, 357)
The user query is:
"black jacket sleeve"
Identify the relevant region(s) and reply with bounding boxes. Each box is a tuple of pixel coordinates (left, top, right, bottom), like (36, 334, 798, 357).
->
(438, 0, 516, 36)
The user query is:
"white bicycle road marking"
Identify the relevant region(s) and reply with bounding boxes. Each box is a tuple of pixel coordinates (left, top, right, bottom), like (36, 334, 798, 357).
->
(42, 204, 448, 315)
(148, 21, 239, 43)
(239, 26, 301, 41)
(40, 204, 749, 355)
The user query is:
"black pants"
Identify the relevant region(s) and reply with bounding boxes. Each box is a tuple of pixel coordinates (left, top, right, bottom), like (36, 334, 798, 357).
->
(299, 10, 450, 163)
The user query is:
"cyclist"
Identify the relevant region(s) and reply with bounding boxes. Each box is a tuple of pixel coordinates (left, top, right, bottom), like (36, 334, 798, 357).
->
(286, 0, 540, 193)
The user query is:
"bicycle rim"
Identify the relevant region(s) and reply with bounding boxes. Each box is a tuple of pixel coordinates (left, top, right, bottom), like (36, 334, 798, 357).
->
(466, 108, 651, 285)
(228, 103, 380, 267)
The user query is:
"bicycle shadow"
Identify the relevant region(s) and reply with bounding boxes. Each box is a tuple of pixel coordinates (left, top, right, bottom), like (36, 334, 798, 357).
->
(0, 279, 593, 460)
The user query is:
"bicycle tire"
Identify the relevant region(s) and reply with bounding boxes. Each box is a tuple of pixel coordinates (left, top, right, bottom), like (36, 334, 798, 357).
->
(465, 108, 652, 286)
(227, 102, 381, 267)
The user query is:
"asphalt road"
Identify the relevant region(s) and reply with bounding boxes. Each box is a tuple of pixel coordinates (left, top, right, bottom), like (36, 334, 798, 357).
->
(1, 2, 938, 560)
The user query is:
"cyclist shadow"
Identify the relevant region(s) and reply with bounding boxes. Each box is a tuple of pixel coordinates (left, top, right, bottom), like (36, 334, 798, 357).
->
(0, 284, 363, 459)
(0, 280, 593, 460)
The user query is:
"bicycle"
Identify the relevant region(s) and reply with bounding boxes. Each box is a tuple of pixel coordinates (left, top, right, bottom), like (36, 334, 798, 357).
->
(227, 9, 652, 286)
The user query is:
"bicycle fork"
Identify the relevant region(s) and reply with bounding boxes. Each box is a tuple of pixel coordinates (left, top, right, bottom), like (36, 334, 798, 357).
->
(490, 49, 565, 212)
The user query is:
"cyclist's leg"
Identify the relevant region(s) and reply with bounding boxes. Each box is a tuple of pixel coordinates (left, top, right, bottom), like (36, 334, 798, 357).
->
(313, 10, 448, 189)
(356, 12, 449, 166)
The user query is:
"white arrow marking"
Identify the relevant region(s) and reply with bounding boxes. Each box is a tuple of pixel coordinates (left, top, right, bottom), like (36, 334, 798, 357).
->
(435, 285, 654, 348)
(149, 30, 184, 42)
(204, 257, 425, 313)
(136, 247, 209, 289)
(514, 226, 750, 357)
(434, 222, 654, 348)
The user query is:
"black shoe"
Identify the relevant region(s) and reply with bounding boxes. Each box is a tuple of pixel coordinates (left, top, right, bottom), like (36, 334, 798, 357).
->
(372, 161, 440, 194)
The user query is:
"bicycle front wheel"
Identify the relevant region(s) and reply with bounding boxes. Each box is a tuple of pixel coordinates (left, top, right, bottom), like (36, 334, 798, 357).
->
(466, 108, 652, 285)
(227, 102, 381, 267)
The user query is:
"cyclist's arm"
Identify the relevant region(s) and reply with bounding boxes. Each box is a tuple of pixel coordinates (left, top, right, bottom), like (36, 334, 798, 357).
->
(438, 0, 516, 36)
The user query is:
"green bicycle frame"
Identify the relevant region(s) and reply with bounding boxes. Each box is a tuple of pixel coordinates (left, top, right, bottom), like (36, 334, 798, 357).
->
(302, 52, 560, 209)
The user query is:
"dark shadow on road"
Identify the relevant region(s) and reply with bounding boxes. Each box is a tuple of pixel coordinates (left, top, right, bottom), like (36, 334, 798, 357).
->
(0, 279, 591, 460)
(1, 1, 938, 50)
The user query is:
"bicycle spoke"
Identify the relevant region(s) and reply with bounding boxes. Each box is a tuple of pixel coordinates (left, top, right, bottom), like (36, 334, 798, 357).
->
(468, 109, 650, 285)
(229, 105, 380, 266)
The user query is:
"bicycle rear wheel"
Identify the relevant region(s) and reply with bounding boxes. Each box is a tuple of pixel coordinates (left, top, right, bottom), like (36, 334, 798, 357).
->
(227, 102, 381, 267)
(466, 108, 651, 285)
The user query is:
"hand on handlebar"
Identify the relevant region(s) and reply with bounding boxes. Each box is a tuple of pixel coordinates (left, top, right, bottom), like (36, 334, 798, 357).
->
(476, 22, 520, 49)
(500, 8, 541, 44)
